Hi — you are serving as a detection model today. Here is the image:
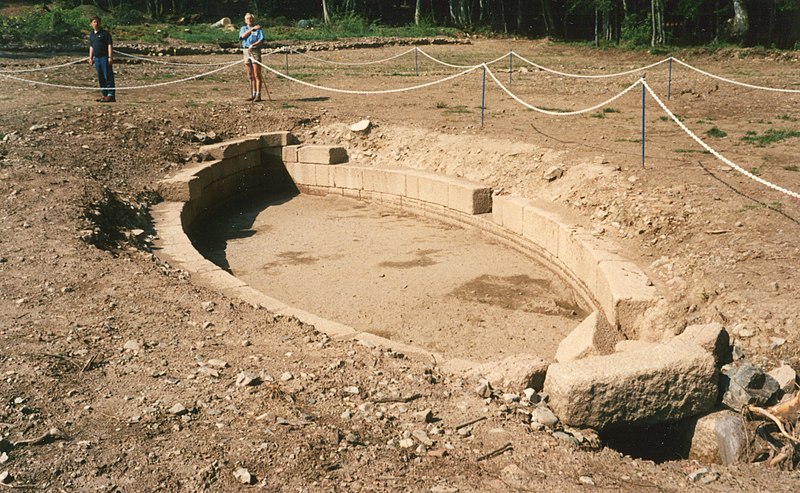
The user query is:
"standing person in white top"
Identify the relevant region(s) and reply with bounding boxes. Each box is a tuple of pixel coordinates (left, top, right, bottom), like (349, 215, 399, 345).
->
(239, 13, 265, 102)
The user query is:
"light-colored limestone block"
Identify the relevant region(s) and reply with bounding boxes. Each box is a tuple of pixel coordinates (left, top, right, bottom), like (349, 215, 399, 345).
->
(497, 196, 528, 236)
(417, 173, 450, 207)
(298, 145, 348, 164)
(447, 179, 492, 215)
(544, 339, 718, 430)
(332, 166, 363, 190)
(614, 339, 659, 353)
(281, 144, 300, 163)
(255, 131, 299, 148)
(200, 136, 261, 160)
(521, 204, 563, 257)
(675, 323, 731, 369)
(595, 259, 658, 339)
(284, 162, 317, 186)
(314, 164, 334, 188)
(382, 169, 406, 197)
(555, 312, 620, 362)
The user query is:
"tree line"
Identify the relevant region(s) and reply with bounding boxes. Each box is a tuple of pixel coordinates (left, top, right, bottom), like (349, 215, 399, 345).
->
(55, 1, 800, 48)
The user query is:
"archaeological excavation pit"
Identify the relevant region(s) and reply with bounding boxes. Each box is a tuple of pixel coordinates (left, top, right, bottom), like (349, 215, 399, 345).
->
(153, 130, 661, 373)
(152, 131, 730, 462)
(192, 192, 589, 363)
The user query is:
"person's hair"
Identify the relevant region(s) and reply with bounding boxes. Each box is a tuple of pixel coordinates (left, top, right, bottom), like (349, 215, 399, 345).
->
(245, 12, 254, 20)
(91, 16, 101, 23)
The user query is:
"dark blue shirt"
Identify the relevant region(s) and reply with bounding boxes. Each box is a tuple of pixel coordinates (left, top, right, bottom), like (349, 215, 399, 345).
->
(90, 29, 112, 58)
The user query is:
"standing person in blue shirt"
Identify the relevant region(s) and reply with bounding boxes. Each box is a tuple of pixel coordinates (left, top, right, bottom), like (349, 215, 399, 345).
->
(88, 16, 116, 103)
(239, 13, 265, 102)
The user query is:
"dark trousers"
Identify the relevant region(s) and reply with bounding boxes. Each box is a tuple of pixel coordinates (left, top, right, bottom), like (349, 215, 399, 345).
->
(94, 56, 115, 97)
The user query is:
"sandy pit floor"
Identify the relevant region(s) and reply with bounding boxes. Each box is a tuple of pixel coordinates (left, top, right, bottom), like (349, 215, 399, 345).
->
(194, 193, 588, 362)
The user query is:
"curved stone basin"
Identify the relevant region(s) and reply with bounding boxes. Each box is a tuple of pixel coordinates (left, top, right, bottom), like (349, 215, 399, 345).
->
(193, 193, 589, 362)
(153, 131, 714, 435)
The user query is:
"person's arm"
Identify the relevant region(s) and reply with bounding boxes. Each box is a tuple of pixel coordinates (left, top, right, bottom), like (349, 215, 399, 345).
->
(250, 27, 263, 49)
(88, 44, 94, 64)
(107, 32, 113, 64)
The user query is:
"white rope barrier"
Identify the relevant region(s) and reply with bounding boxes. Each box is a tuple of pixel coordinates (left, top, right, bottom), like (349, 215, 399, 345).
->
(113, 49, 243, 66)
(286, 46, 417, 66)
(485, 65, 642, 116)
(252, 57, 482, 94)
(643, 80, 800, 199)
(672, 58, 800, 94)
(0, 57, 85, 73)
(415, 48, 508, 69)
(513, 53, 670, 79)
(0, 58, 241, 91)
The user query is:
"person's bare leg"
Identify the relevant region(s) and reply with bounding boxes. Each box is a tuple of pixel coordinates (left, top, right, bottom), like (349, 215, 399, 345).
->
(254, 66, 264, 101)
(245, 62, 255, 100)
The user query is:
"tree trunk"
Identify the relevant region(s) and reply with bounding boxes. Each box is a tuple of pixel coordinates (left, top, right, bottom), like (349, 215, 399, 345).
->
(595, 8, 599, 46)
(651, 0, 664, 46)
(415, 0, 422, 24)
(322, 0, 330, 24)
(540, 0, 554, 36)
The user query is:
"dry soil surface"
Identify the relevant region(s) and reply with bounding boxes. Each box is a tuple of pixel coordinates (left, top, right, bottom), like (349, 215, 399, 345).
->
(1, 38, 799, 491)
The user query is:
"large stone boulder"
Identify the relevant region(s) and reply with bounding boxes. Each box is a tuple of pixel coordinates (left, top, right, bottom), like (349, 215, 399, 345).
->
(687, 410, 748, 465)
(544, 339, 718, 430)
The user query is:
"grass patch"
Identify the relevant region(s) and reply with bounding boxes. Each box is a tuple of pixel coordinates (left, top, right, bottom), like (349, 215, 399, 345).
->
(741, 128, 800, 147)
(749, 167, 761, 176)
(705, 127, 727, 138)
(443, 105, 470, 114)
(602, 107, 619, 113)
(770, 201, 784, 212)
(783, 165, 799, 172)
(776, 114, 797, 122)
(590, 111, 606, 118)
(282, 103, 299, 109)
(674, 149, 711, 154)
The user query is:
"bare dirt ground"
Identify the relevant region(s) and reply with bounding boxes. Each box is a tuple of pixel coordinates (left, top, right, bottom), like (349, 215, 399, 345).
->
(1, 38, 799, 491)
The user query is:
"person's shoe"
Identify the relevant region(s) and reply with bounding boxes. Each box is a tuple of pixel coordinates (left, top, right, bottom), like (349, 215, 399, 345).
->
(96, 97, 106, 102)
(106, 96, 116, 103)
(245, 95, 255, 101)
(253, 95, 262, 102)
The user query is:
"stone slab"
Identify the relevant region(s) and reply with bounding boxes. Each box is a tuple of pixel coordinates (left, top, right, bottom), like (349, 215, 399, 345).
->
(298, 145, 348, 165)
(447, 179, 492, 215)
(544, 339, 718, 430)
(555, 311, 620, 363)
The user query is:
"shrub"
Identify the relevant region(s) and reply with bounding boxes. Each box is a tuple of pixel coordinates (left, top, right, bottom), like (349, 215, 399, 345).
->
(620, 12, 651, 47)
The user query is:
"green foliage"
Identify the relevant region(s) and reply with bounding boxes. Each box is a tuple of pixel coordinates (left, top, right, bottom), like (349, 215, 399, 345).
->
(0, 6, 88, 44)
(674, 149, 711, 154)
(705, 127, 727, 138)
(741, 128, 800, 147)
(776, 114, 797, 122)
(620, 12, 651, 47)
